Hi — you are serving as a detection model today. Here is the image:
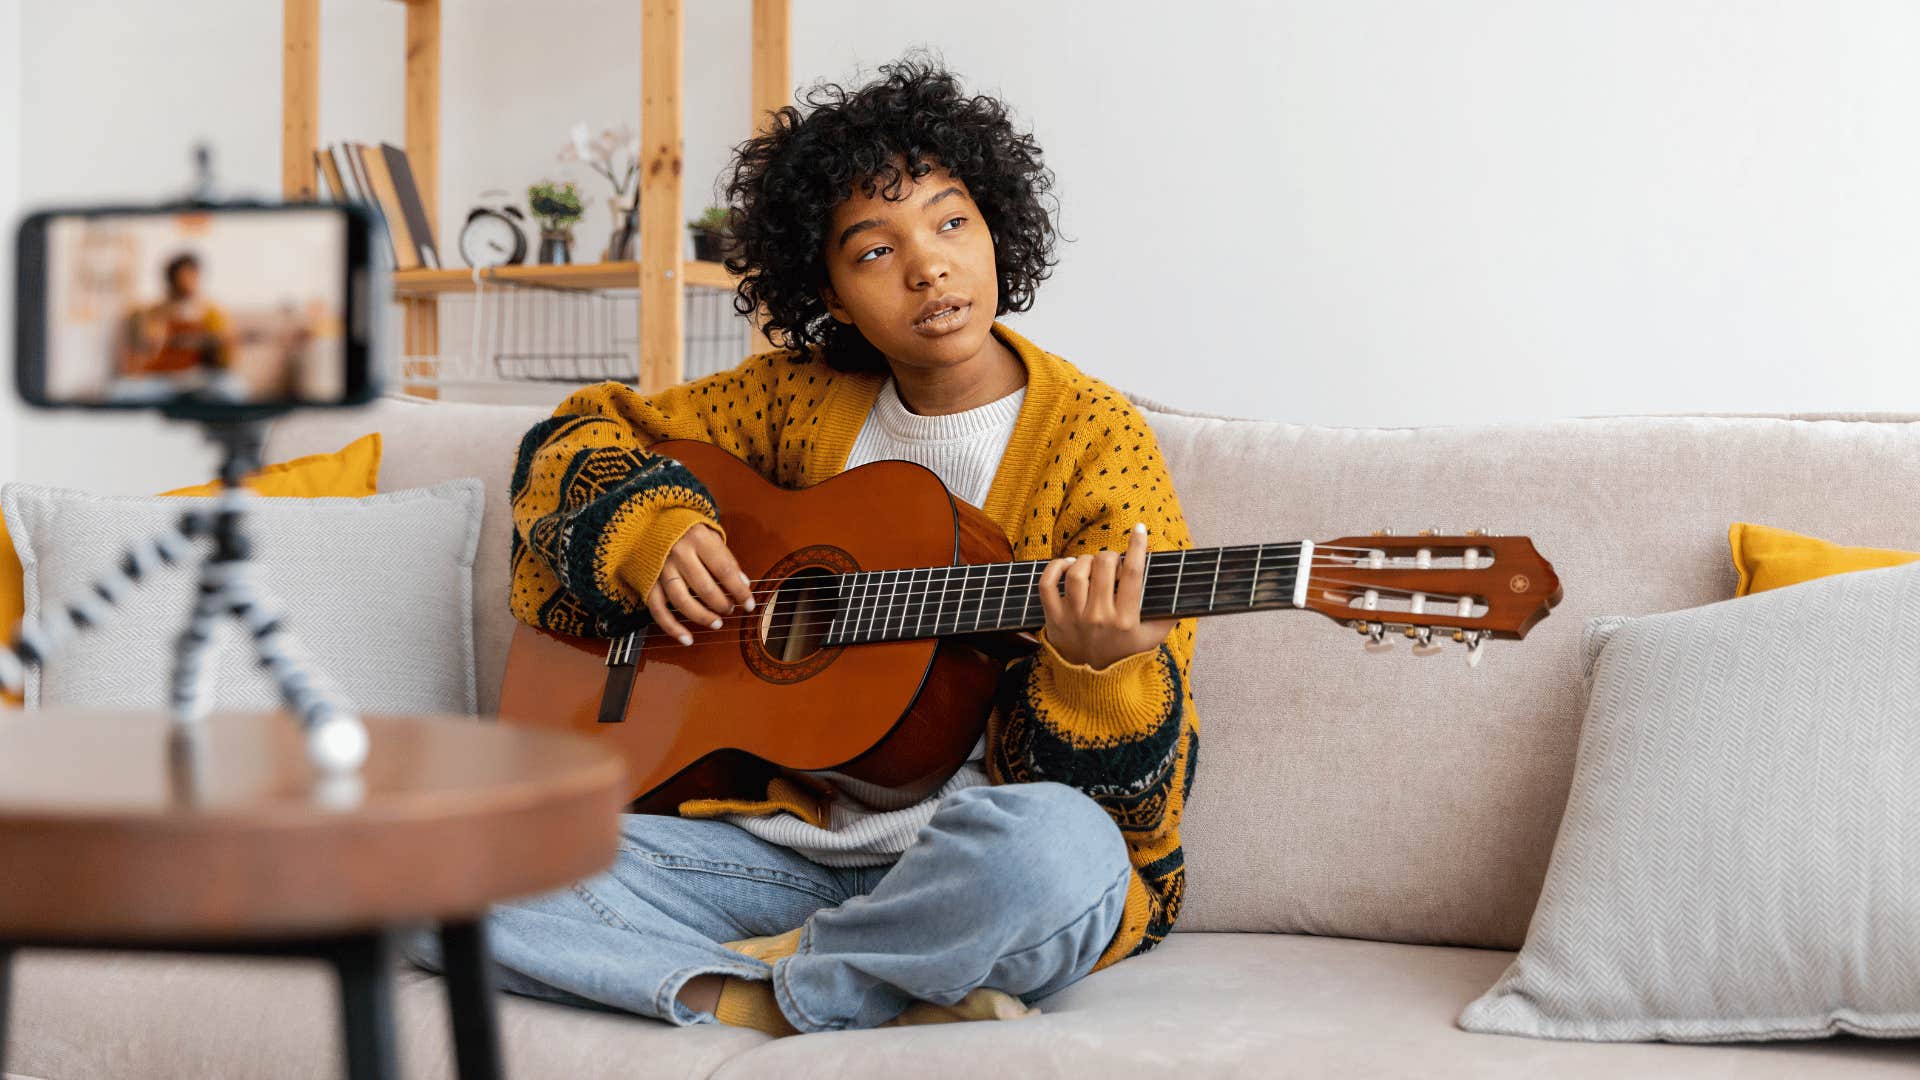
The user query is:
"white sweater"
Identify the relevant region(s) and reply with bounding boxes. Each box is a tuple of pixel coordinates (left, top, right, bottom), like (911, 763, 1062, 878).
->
(726, 376, 1026, 865)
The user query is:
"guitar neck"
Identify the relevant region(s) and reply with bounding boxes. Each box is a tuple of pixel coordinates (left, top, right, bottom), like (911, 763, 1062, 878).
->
(822, 542, 1312, 647)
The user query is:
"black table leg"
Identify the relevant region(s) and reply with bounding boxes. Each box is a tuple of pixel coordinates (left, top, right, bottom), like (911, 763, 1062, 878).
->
(333, 931, 400, 1080)
(1, 944, 12, 1078)
(440, 917, 504, 1080)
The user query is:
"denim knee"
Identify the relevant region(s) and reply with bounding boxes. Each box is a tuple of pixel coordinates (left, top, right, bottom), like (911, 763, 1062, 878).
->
(931, 782, 1131, 915)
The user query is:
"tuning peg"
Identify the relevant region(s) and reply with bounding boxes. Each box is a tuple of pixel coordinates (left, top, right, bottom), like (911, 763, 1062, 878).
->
(1363, 621, 1393, 652)
(1464, 527, 1490, 538)
(1370, 528, 1394, 537)
(1462, 629, 1487, 668)
(1410, 625, 1442, 656)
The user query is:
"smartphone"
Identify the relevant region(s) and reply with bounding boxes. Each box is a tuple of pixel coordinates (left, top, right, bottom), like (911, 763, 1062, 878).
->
(12, 201, 384, 411)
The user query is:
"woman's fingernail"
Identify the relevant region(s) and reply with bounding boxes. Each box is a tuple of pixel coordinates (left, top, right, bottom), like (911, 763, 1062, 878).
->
(1134, 522, 1147, 535)
(709, 618, 724, 630)
(1064, 556, 1078, 564)
(677, 633, 693, 646)
(745, 597, 757, 612)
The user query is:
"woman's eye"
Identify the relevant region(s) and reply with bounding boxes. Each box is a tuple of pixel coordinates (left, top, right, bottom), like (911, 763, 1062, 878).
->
(856, 246, 889, 264)
(855, 219, 964, 264)
(941, 216, 966, 231)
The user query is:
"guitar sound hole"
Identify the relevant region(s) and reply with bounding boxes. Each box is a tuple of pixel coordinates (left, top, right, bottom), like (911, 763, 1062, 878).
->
(760, 566, 839, 663)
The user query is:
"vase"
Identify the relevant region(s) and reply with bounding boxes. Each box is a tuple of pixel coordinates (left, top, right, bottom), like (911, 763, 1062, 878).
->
(607, 196, 639, 262)
(539, 228, 574, 266)
(690, 227, 728, 263)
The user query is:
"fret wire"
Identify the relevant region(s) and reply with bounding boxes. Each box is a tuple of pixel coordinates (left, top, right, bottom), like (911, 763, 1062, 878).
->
(1171, 548, 1187, 613)
(1206, 547, 1221, 612)
(968, 564, 985, 633)
(888, 569, 908, 642)
(1250, 547, 1262, 609)
(857, 570, 876, 644)
(996, 562, 1012, 630)
(844, 570, 862, 645)
(1019, 562, 1034, 627)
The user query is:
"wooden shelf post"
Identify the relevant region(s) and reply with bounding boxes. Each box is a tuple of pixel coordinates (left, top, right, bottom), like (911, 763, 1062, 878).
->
(638, 0, 684, 394)
(402, 0, 442, 399)
(748, 0, 789, 358)
(282, 0, 319, 199)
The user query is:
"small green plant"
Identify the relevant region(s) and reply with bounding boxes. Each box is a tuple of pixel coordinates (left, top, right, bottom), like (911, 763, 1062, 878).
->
(689, 205, 732, 233)
(528, 180, 584, 233)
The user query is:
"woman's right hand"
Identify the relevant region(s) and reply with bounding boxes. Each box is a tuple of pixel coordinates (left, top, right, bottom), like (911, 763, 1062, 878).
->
(645, 523, 756, 645)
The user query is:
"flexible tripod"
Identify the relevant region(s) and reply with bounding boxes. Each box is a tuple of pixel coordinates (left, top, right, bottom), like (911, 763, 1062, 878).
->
(0, 389, 370, 780)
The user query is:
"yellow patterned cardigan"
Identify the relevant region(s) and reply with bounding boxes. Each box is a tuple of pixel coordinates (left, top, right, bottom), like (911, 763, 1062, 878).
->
(507, 320, 1199, 973)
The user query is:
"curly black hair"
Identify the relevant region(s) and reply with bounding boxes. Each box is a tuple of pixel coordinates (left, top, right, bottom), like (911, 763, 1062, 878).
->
(719, 50, 1063, 374)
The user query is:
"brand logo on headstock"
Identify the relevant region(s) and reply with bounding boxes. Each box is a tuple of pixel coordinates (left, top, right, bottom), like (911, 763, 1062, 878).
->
(1509, 574, 1530, 593)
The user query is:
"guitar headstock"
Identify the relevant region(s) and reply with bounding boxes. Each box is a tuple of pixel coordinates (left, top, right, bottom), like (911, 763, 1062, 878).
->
(1301, 529, 1560, 666)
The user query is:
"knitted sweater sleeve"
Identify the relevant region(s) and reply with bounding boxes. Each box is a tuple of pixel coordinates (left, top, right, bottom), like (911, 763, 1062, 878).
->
(507, 350, 797, 636)
(987, 414, 1201, 968)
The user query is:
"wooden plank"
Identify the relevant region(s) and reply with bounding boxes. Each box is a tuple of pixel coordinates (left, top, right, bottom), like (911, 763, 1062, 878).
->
(403, 0, 441, 397)
(639, 0, 685, 393)
(748, 0, 790, 356)
(404, 0, 439, 226)
(282, 0, 320, 199)
(390, 260, 738, 297)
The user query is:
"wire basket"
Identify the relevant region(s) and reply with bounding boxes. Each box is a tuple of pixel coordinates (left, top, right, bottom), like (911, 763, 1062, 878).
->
(390, 276, 754, 400)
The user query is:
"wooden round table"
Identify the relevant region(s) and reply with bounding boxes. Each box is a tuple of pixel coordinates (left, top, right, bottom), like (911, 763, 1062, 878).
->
(0, 707, 628, 1080)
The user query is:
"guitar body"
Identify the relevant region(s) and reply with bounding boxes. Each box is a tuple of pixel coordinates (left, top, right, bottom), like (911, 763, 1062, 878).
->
(499, 439, 1023, 814)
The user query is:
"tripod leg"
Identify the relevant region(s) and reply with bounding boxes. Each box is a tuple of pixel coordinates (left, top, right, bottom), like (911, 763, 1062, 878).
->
(219, 563, 369, 772)
(0, 520, 200, 699)
(167, 559, 235, 728)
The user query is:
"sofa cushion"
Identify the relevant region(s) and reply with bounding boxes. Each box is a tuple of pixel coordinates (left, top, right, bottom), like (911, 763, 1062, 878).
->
(1132, 402, 1920, 948)
(2, 477, 482, 716)
(265, 396, 548, 718)
(1459, 563, 1920, 1041)
(14, 935, 1916, 1079)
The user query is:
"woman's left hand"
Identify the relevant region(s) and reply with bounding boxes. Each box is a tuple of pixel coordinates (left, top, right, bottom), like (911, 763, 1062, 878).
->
(1038, 522, 1179, 670)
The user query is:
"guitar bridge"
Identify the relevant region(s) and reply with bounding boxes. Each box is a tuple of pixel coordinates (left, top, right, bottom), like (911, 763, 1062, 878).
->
(598, 630, 642, 724)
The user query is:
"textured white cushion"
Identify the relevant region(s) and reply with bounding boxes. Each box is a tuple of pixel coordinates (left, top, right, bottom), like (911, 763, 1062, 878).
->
(1459, 561, 1920, 1042)
(2, 479, 483, 717)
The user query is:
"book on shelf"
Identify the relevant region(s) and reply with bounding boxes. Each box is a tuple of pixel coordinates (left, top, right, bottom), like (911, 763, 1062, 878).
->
(313, 147, 348, 203)
(355, 142, 420, 270)
(331, 143, 398, 266)
(379, 142, 440, 270)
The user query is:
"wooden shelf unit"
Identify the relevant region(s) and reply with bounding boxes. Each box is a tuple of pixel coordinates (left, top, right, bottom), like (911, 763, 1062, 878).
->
(390, 258, 739, 297)
(280, 0, 790, 396)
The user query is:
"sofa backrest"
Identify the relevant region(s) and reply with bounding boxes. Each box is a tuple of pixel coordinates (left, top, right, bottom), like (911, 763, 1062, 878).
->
(1130, 397, 1920, 949)
(265, 393, 1920, 951)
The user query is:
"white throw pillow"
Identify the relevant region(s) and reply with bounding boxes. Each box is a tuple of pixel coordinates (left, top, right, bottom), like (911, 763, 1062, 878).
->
(2, 479, 482, 717)
(1458, 560, 1920, 1042)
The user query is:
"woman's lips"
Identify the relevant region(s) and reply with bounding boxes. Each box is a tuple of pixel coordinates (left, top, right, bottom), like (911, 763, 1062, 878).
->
(912, 302, 971, 336)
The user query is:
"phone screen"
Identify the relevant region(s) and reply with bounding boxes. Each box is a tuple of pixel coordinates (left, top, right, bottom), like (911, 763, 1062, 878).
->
(20, 205, 372, 408)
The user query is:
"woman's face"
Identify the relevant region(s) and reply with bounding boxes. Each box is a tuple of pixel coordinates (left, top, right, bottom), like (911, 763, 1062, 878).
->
(819, 158, 1000, 375)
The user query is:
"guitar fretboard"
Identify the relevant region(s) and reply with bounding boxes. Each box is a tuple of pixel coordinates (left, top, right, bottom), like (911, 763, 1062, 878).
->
(820, 542, 1309, 647)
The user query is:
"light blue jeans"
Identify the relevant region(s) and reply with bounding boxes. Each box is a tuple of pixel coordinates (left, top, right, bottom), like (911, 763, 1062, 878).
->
(402, 781, 1133, 1033)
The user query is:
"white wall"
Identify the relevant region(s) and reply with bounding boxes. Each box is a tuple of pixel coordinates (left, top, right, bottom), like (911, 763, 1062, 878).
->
(0, 0, 19, 488)
(11, 1, 1920, 493)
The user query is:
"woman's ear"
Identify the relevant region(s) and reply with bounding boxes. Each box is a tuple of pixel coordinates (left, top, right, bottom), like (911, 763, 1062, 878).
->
(819, 284, 853, 325)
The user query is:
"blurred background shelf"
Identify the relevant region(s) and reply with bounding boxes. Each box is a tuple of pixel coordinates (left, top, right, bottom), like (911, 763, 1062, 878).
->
(390, 259, 740, 297)
(282, 0, 789, 399)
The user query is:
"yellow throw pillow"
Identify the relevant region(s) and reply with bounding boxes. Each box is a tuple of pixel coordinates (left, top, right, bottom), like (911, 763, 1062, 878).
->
(1, 432, 381, 707)
(1729, 521, 1920, 597)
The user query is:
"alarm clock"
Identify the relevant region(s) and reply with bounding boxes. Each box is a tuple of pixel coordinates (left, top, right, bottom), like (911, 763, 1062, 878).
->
(459, 195, 528, 269)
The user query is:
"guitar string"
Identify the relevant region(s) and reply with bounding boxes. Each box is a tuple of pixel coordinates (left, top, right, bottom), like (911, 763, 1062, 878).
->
(598, 577, 1483, 655)
(611, 569, 1492, 651)
(637, 540, 1465, 595)
(644, 556, 1489, 632)
(642, 555, 1454, 633)
(647, 545, 1487, 608)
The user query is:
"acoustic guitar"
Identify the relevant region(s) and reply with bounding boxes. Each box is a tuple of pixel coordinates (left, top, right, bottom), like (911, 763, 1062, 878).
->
(499, 439, 1562, 813)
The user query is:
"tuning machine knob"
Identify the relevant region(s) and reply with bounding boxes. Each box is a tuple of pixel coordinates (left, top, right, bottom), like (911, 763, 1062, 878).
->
(1360, 621, 1393, 652)
(1409, 625, 1441, 656)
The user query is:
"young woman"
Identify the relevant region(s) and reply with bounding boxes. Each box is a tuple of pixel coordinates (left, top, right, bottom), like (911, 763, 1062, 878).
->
(409, 53, 1201, 1036)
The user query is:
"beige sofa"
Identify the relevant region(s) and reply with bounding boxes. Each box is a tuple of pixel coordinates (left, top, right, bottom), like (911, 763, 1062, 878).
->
(10, 389, 1920, 1078)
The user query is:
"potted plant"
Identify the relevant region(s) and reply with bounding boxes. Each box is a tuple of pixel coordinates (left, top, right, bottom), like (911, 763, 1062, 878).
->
(559, 122, 640, 260)
(527, 180, 584, 265)
(688, 205, 736, 263)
